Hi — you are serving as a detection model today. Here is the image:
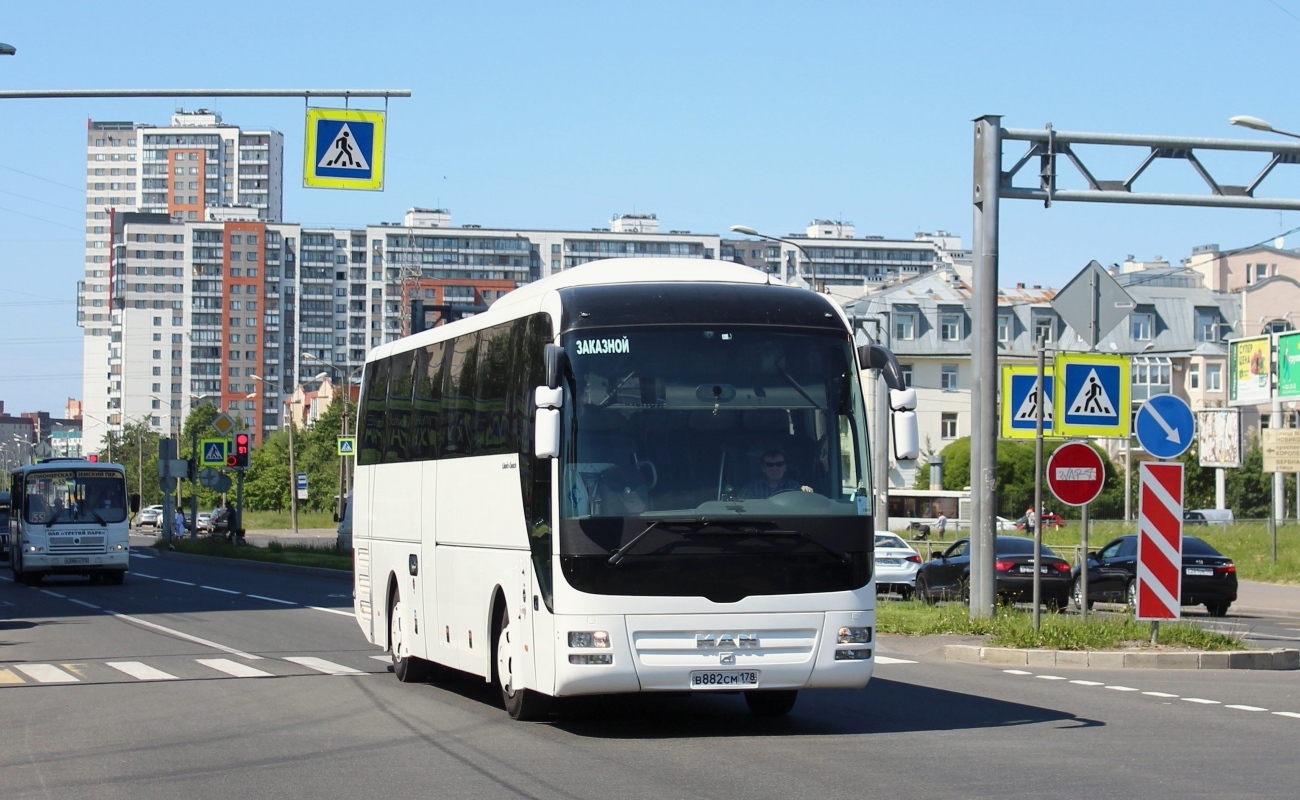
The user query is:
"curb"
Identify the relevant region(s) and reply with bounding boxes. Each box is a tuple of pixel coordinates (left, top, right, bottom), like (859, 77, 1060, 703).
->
(944, 644, 1300, 671)
(137, 547, 353, 583)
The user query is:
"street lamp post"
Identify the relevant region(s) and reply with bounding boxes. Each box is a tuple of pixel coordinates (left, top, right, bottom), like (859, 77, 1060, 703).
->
(729, 224, 818, 289)
(1229, 115, 1300, 140)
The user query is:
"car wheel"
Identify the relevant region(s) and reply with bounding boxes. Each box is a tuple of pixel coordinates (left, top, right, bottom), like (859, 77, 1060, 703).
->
(917, 574, 936, 605)
(495, 602, 551, 721)
(744, 689, 798, 717)
(1205, 602, 1230, 618)
(1072, 576, 1094, 611)
(389, 586, 429, 683)
(1125, 579, 1138, 611)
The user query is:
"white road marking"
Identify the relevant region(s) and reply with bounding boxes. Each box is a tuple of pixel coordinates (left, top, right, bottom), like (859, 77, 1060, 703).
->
(1070, 680, 1104, 686)
(1225, 705, 1268, 712)
(1105, 686, 1139, 691)
(197, 658, 275, 678)
(370, 655, 391, 663)
(15, 664, 78, 683)
(105, 661, 178, 681)
(1274, 711, 1300, 720)
(163, 578, 196, 586)
(247, 594, 296, 605)
(307, 605, 354, 617)
(875, 656, 917, 664)
(107, 611, 262, 660)
(1143, 691, 1179, 698)
(1003, 669, 1032, 675)
(1035, 675, 1068, 680)
(68, 599, 100, 610)
(284, 657, 363, 675)
(133, 573, 160, 579)
(1183, 698, 1220, 704)
(130, 551, 155, 559)
(201, 585, 240, 595)
(39, 590, 66, 599)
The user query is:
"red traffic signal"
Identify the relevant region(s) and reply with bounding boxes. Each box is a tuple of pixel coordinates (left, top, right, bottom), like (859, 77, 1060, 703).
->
(88, 454, 99, 462)
(226, 454, 239, 468)
(230, 431, 251, 468)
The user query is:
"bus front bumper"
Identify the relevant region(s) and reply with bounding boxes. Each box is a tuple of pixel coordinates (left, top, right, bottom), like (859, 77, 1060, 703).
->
(20, 550, 129, 573)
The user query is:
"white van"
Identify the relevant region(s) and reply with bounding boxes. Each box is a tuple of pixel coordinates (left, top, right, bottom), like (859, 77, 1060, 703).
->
(1189, 508, 1234, 524)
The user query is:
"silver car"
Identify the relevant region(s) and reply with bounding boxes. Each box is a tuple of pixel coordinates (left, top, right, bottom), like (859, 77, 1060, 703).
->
(875, 531, 922, 599)
(137, 505, 163, 529)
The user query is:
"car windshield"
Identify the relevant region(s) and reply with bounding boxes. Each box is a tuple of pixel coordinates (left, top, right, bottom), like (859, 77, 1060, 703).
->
(24, 469, 128, 525)
(1182, 537, 1222, 556)
(996, 536, 1060, 557)
(559, 327, 871, 520)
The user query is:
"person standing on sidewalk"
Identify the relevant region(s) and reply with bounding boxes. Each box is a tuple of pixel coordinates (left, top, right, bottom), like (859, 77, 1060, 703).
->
(173, 509, 184, 539)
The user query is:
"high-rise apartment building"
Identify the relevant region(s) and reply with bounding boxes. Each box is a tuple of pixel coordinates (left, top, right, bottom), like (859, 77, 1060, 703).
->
(79, 110, 284, 451)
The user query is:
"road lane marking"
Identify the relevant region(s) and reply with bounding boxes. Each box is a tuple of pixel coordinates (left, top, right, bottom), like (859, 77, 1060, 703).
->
(284, 657, 363, 675)
(1143, 691, 1179, 698)
(197, 658, 274, 678)
(1225, 705, 1268, 712)
(0, 668, 25, 684)
(201, 585, 240, 595)
(875, 656, 917, 664)
(1003, 669, 1032, 675)
(163, 578, 196, 586)
(1070, 680, 1104, 686)
(1105, 686, 1139, 691)
(371, 655, 391, 663)
(106, 661, 178, 681)
(68, 599, 100, 610)
(1183, 698, 1220, 704)
(1035, 675, 1068, 680)
(247, 594, 296, 605)
(39, 590, 66, 599)
(15, 664, 78, 683)
(307, 605, 354, 617)
(133, 573, 160, 579)
(1274, 711, 1300, 719)
(107, 611, 262, 660)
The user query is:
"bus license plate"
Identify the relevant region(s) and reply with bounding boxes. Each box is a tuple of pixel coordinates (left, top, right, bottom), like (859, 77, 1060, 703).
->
(689, 670, 759, 689)
(64, 557, 89, 564)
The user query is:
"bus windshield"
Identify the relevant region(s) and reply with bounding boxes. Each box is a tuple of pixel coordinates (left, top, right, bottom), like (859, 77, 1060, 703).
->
(24, 470, 128, 525)
(560, 327, 870, 520)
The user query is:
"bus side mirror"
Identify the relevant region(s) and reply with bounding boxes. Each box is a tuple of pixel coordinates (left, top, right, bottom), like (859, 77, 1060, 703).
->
(544, 343, 567, 390)
(130, 493, 141, 513)
(535, 386, 563, 459)
(889, 388, 920, 460)
(858, 343, 908, 392)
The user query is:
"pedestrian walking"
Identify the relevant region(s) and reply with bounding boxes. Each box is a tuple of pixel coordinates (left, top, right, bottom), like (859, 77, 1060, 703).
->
(935, 512, 948, 538)
(173, 509, 184, 539)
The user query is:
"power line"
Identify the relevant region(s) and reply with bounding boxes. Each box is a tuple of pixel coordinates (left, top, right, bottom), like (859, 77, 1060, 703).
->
(0, 163, 84, 193)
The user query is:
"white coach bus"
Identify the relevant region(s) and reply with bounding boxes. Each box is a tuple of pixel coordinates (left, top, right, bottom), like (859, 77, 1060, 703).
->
(8, 458, 134, 585)
(352, 258, 917, 719)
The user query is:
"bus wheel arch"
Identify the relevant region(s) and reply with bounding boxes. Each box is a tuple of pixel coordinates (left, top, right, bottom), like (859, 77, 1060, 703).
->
(388, 572, 429, 683)
(491, 586, 550, 721)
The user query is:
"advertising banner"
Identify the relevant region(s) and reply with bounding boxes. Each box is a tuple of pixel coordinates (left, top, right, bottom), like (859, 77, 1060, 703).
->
(1277, 332, 1300, 400)
(1197, 409, 1241, 468)
(1228, 336, 1271, 406)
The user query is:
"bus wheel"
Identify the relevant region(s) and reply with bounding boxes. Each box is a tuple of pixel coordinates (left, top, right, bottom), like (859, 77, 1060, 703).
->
(745, 690, 798, 717)
(495, 603, 551, 721)
(105, 570, 125, 586)
(389, 587, 429, 683)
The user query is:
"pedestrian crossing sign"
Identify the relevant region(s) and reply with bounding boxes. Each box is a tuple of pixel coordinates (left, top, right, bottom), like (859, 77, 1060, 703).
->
(304, 107, 386, 190)
(200, 438, 229, 467)
(1053, 353, 1130, 437)
(1000, 364, 1057, 440)
(337, 436, 356, 457)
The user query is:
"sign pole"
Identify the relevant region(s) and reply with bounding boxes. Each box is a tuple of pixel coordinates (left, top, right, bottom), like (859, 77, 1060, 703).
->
(1033, 331, 1046, 631)
(1080, 501, 1090, 620)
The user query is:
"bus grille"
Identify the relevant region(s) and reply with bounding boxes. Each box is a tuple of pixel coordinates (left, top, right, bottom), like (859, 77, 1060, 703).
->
(48, 536, 106, 555)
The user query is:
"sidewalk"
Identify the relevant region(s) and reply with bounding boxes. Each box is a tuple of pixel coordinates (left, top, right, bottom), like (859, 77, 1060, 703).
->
(1234, 579, 1300, 619)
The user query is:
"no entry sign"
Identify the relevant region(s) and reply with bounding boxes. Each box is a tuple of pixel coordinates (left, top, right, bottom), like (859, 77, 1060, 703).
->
(1046, 442, 1106, 506)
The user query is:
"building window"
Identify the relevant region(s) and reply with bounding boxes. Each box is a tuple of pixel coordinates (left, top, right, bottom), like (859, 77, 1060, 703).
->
(894, 312, 916, 341)
(1189, 364, 1200, 390)
(1131, 313, 1153, 341)
(941, 412, 958, 439)
(1196, 310, 1219, 342)
(1263, 318, 1293, 334)
(899, 364, 913, 387)
(1033, 314, 1054, 343)
(940, 313, 961, 342)
(941, 364, 958, 390)
(1207, 363, 1223, 392)
(997, 315, 1011, 343)
(1131, 355, 1172, 401)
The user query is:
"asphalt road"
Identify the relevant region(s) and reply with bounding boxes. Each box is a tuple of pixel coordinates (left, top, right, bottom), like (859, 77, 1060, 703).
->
(3, 552, 1299, 800)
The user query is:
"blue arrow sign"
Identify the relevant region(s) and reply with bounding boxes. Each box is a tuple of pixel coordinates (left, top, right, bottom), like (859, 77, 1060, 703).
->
(1135, 394, 1195, 459)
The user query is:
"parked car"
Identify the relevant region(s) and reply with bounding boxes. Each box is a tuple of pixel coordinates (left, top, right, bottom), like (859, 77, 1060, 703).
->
(874, 531, 922, 599)
(1182, 510, 1207, 526)
(137, 504, 163, 529)
(916, 535, 1073, 609)
(196, 511, 213, 532)
(995, 516, 1018, 531)
(1071, 535, 1238, 616)
(208, 507, 231, 534)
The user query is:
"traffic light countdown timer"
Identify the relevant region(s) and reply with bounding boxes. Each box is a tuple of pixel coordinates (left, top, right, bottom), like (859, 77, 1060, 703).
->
(227, 431, 251, 469)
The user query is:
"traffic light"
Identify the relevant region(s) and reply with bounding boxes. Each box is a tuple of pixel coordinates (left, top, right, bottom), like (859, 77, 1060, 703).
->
(87, 454, 98, 462)
(187, 458, 197, 482)
(229, 431, 251, 469)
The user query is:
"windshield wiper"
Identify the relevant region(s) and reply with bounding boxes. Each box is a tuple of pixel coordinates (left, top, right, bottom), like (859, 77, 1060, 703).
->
(780, 370, 825, 411)
(89, 508, 108, 528)
(606, 517, 851, 565)
(606, 517, 728, 566)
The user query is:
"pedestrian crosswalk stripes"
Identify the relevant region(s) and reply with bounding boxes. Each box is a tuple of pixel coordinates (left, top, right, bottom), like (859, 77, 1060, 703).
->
(1, 655, 382, 686)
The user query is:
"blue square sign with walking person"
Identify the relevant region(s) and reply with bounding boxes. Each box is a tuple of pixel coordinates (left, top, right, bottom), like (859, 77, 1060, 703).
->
(304, 108, 386, 191)
(1054, 353, 1130, 437)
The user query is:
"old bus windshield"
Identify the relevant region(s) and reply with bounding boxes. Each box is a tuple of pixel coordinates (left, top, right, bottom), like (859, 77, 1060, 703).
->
(24, 470, 128, 525)
(560, 327, 870, 519)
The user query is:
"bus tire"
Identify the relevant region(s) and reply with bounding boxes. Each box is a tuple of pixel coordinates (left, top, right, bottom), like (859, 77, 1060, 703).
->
(389, 586, 429, 683)
(744, 689, 798, 717)
(105, 570, 126, 586)
(495, 602, 551, 721)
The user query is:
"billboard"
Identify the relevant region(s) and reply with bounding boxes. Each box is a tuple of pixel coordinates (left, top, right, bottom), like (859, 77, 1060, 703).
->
(1228, 336, 1271, 406)
(1197, 408, 1241, 468)
(1277, 332, 1300, 400)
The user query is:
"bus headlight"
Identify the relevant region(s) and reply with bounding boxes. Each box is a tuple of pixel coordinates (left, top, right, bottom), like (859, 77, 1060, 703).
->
(835, 648, 872, 661)
(837, 626, 872, 644)
(110, 544, 126, 551)
(24, 544, 44, 554)
(568, 631, 610, 648)
(568, 654, 613, 665)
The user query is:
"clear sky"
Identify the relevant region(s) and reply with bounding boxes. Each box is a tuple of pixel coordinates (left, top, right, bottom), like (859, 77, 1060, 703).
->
(3, 0, 1300, 415)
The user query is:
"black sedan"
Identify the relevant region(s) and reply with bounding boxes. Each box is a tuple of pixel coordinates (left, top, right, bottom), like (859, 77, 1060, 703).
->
(1072, 535, 1237, 617)
(916, 535, 1073, 609)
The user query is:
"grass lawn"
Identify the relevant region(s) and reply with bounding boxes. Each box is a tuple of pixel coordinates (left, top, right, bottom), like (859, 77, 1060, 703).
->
(238, 510, 338, 530)
(156, 536, 352, 571)
(877, 600, 1245, 650)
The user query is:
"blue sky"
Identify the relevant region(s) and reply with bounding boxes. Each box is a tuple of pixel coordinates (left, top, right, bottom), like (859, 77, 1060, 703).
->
(3, 0, 1300, 414)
